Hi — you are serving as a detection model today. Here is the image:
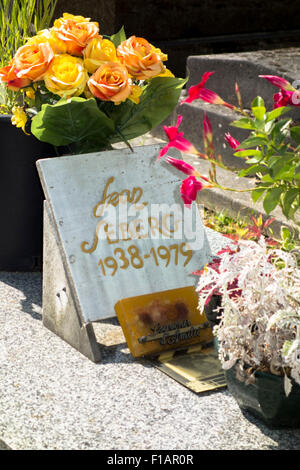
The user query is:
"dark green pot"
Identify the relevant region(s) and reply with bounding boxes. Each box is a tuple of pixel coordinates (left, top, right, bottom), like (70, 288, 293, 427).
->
(0, 115, 56, 270)
(225, 366, 300, 428)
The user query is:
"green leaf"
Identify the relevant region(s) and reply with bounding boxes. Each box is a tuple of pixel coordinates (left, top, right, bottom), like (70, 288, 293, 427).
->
(282, 188, 300, 219)
(238, 164, 266, 177)
(238, 135, 268, 148)
(110, 26, 126, 47)
(252, 106, 266, 121)
(266, 106, 291, 122)
(271, 118, 291, 145)
(251, 96, 265, 108)
(230, 117, 257, 130)
(251, 187, 266, 203)
(290, 126, 300, 145)
(269, 160, 295, 181)
(31, 97, 115, 153)
(234, 149, 262, 158)
(263, 187, 284, 214)
(261, 174, 274, 183)
(281, 226, 291, 242)
(107, 76, 187, 143)
(246, 155, 264, 164)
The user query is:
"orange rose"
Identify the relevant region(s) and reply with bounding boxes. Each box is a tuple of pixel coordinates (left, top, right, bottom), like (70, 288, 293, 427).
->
(87, 62, 132, 103)
(117, 36, 167, 80)
(52, 13, 100, 56)
(13, 42, 54, 82)
(0, 60, 31, 90)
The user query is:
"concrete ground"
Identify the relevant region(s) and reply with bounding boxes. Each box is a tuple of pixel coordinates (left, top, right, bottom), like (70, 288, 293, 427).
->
(0, 227, 300, 451)
(1, 136, 300, 451)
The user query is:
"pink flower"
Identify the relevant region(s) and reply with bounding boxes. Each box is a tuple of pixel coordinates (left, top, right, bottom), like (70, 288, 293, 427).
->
(273, 89, 300, 108)
(259, 75, 296, 91)
(259, 75, 300, 108)
(165, 156, 211, 182)
(224, 132, 242, 150)
(158, 115, 199, 160)
(203, 112, 213, 140)
(197, 88, 235, 110)
(180, 175, 204, 207)
(181, 71, 215, 104)
(203, 112, 214, 155)
(235, 82, 242, 108)
(165, 156, 197, 175)
(245, 215, 275, 239)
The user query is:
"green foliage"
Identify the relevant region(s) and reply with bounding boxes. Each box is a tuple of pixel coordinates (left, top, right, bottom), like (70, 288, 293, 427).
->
(107, 76, 187, 143)
(0, 0, 58, 67)
(30, 77, 187, 154)
(110, 26, 126, 48)
(232, 97, 300, 221)
(280, 226, 300, 252)
(203, 208, 300, 254)
(0, 0, 58, 113)
(31, 97, 115, 153)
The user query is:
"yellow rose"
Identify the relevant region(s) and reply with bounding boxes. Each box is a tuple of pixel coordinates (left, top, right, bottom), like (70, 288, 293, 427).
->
(26, 29, 68, 54)
(54, 13, 92, 24)
(157, 68, 174, 78)
(11, 106, 29, 134)
(44, 54, 88, 98)
(25, 87, 35, 100)
(83, 38, 117, 73)
(128, 85, 143, 104)
(87, 61, 132, 103)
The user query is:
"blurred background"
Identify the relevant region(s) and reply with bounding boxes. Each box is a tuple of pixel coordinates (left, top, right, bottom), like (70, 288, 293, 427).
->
(54, 0, 300, 77)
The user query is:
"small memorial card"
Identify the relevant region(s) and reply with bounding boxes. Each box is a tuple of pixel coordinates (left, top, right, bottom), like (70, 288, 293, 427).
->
(115, 286, 213, 357)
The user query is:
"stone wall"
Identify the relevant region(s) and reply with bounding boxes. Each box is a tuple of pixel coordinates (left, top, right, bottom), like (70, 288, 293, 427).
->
(54, 0, 300, 77)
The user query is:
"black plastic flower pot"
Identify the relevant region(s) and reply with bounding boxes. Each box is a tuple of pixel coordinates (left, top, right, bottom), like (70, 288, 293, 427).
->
(0, 115, 56, 271)
(225, 366, 300, 428)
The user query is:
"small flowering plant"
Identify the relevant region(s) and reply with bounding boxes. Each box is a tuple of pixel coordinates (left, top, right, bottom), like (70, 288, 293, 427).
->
(197, 237, 300, 395)
(158, 72, 300, 223)
(0, 12, 186, 154)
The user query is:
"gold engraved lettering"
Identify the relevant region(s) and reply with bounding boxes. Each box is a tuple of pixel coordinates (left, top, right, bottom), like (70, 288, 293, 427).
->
(93, 177, 146, 218)
(162, 213, 180, 234)
(82, 177, 148, 253)
(148, 216, 159, 237)
(114, 248, 130, 270)
(81, 219, 106, 253)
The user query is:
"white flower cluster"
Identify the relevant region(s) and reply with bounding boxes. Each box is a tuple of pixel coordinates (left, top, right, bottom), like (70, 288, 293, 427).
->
(197, 237, 300, 395)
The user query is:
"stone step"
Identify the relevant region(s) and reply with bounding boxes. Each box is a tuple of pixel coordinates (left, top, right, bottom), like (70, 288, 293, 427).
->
(152, 99, 255, 170)
(186, 48, 300, 109)
(121, 135, 299, 241)
(152, 48, 300, 170)
(174, 101, 249, 170)
(183, 153, 300, 240)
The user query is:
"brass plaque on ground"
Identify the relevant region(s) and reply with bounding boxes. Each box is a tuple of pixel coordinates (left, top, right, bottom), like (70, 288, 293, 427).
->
(115, 286, 226, 393)
(156, 345, 226, 394)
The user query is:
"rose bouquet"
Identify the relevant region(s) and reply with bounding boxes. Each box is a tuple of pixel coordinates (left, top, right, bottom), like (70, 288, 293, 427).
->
(0, 12, 186, 154)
